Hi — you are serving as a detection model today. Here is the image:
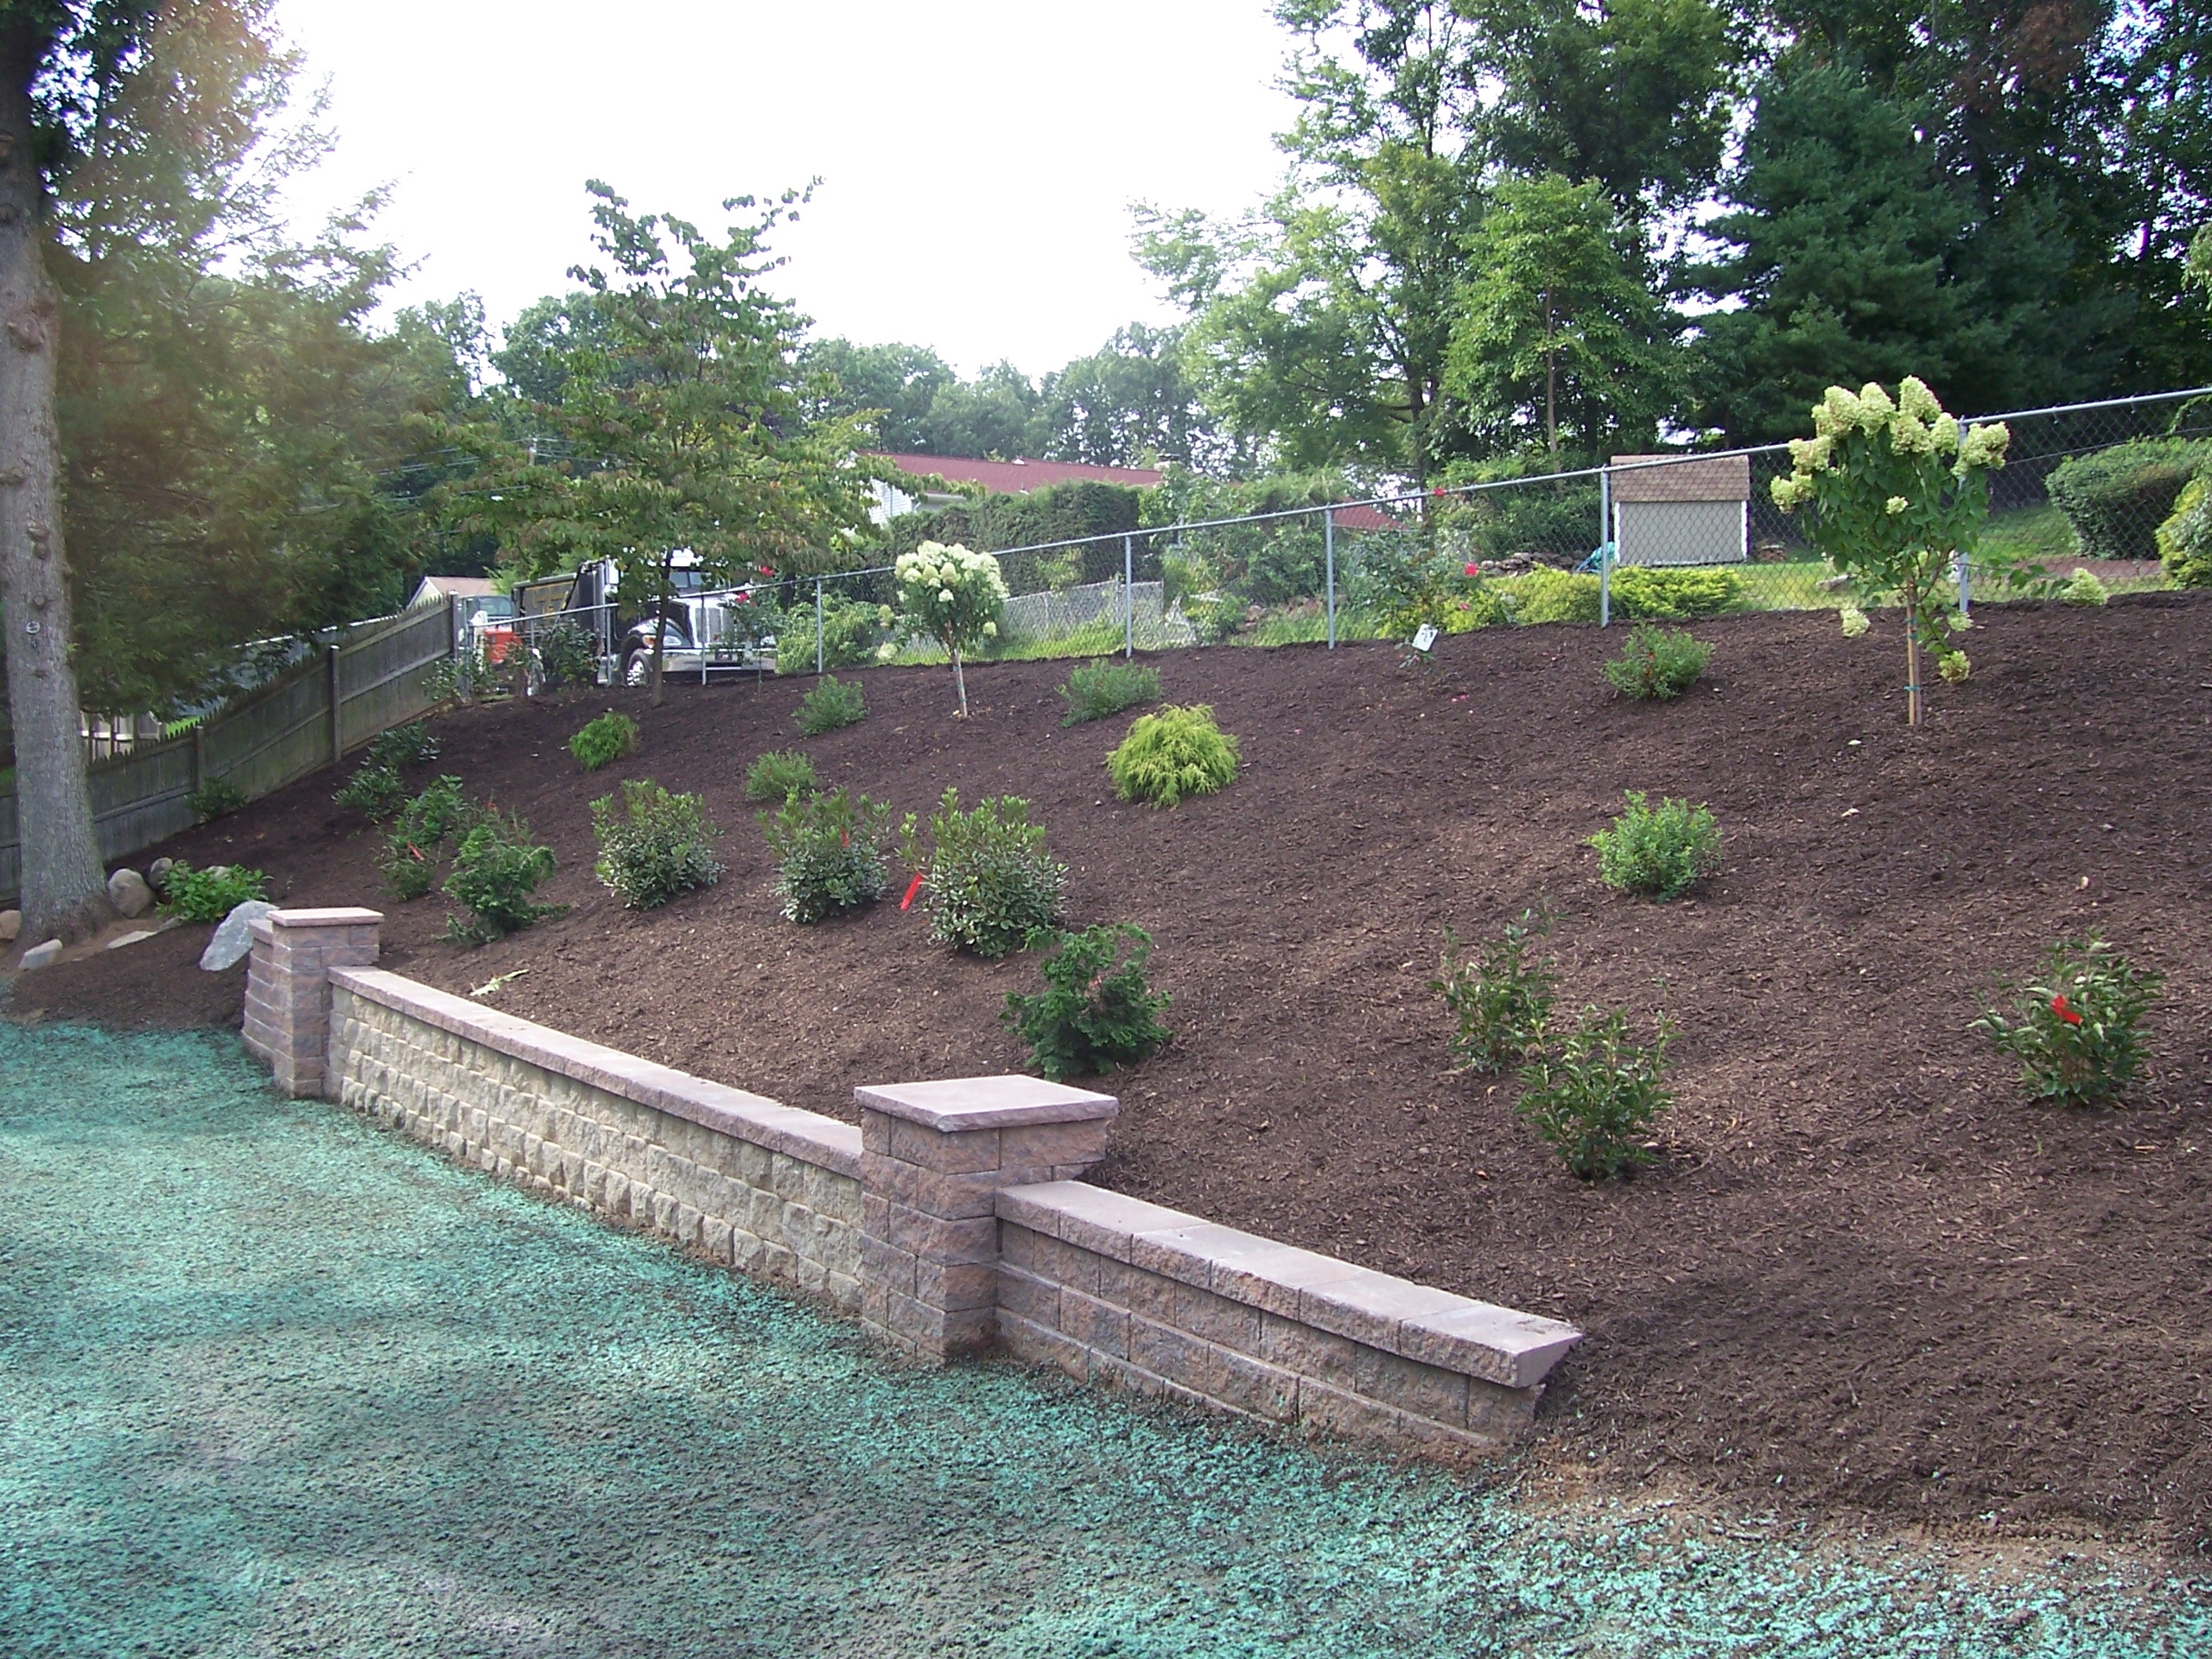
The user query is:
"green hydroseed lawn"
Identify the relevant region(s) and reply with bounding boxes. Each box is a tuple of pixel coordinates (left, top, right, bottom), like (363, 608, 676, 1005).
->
(2, 1021, 2204, 1657)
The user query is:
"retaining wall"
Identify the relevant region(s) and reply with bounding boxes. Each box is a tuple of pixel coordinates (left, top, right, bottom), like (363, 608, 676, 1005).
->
(247, 908, 1580, 1456)
(327, 967, 863, 1313)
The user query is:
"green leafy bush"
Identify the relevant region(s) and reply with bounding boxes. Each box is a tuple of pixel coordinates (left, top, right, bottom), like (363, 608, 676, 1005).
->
(1507, 568, 1601, 625)
(1059, 659, 1161, 726)
(185, 779, 245, 824)
(1603, 624, 1713, 700)
(760, 787, 893, 924)
(379, 775, 475, 900)
(776, 594, 887, 677)
(2047, 437, 2212, 563)
(904, 787, 1066, 957)
(534, 620, 600, 690)
(1516, 1006, 1676, 1179)
(743, 749, 820, 804)
(442, 813, 559, 944)
(1588, 791, 1720, 900)
(1972, 935, 2164, 1107)
(1107, 704, 1240, 808)
(1432, 908, 1559, 1074)
(593, 780, 724, 911)
(793, 674, 868, 735)
(1003, 924, 1173, 1082)
(2061, 566, 2110, 607)
(1609, 565, 1743, 620)
(334, 762, 408, 820)
(160, 861, 270, 923)
(569, 711, 639, 772)
(365, 721, 440, 770)
(2157, 474, 2212, 587)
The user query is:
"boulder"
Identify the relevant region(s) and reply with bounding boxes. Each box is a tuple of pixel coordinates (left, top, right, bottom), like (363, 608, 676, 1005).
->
(148, 857, 174, 888)
(106, 930, 161, 950)
(0, 909, 18, 944)
(199, 899, 276, 972)
(21, 938, 63, 971)
(107, 868, 155, 918)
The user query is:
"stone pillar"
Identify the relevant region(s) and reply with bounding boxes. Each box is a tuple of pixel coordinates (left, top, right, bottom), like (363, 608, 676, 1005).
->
(856, 1075, 1118, 1363)
(242, 907, 383, 1098)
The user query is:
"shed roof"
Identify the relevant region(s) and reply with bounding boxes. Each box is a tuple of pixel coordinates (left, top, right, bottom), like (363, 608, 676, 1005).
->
(1610, 453, 1751, 504)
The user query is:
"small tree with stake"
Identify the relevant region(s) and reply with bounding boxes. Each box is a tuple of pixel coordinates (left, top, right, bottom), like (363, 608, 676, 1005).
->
(895, 540, 1007, 717)
(1770, 378, 2012, 726)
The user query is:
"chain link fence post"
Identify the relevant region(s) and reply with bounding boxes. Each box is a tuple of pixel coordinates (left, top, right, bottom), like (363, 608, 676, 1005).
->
(1124, 534, 1135, 659)
(815, 576, 824, 675)
(1599, 463, 1613, 627)
(1325, 506, 1337, 648)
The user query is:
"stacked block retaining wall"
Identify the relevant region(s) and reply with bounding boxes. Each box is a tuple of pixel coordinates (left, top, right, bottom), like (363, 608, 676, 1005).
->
(245, 910, 1581, 1454)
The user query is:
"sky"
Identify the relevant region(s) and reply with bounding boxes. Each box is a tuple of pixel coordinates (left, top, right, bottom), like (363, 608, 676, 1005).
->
(272, 1, 1300, 378)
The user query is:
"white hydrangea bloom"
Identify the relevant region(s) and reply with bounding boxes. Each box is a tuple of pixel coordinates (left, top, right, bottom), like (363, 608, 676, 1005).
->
(1840, 605, 1871, 637)
(1889, 411, 1936, 454)
(1897, 376, 1941, 423)
(1956, 422, 2010, 473)
(982, 620, 997, 638)
(1885, 495, 1909, 514)
(1932, 413, 1961, 454)
(1855, 383, 1896, 426)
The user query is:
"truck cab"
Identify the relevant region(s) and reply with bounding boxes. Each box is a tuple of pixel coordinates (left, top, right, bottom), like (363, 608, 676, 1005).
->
(515, 552, 775, 686)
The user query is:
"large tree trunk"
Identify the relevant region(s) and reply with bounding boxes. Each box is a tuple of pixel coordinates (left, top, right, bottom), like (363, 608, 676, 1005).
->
(0, 26, 112, 944)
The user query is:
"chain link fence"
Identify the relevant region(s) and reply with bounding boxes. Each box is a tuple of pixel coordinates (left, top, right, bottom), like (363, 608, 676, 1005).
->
(443, 386, 2212, 695)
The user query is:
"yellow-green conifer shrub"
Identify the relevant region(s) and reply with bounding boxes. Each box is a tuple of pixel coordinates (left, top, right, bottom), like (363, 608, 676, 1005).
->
(1107, 704, 1240, 808)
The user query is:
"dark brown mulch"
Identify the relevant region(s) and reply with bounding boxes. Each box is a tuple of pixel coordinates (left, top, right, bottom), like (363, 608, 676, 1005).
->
(16, 597, 2212, 1549)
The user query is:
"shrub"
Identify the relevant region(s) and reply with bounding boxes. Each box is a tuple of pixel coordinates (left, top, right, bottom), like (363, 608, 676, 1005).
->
(365, 721, 440, 770)
(1608, 565, 1742, 620)
(160, 861, 270, 923)
(904, 787, 1066, 957)
(185, 779, 245, 824)
(744, 749, 820, 804)
(2157, 474, 2212, 587)
(1059, 659, 1161, 726)
(760, 787, 892, 924)
(1509, 568, 1602, 625)
(593, 779, 724, 911)
(1107, 704, 1241, 808)
(569, 711, 639, 772)
(1588, 791, 1720, 900)
(1003, 924, 1173, 1082)
(793, 674, 868, 735)
(2062, 566, 2110, 607)
(1603, 624, 1713, 700)
(534, 620, 600, 690)
(379, 775, 474, 900)
(442, 813, 559, 944)
(2047, 437, 2212, 563)
(1432, 908, 1558, 1074)
(1971, 935, 2164, 1107)
(334, 762, 408, 821)
(776, 594, 887, 677)
(1516, 1005, 1676, 1179)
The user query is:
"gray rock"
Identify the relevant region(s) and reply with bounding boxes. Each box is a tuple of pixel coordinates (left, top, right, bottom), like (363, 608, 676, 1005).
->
(0, 909, 18, 944)
(106, 929, 161, 950)
(107, 868, 155, 918)
(21, 938, 63, 971)
(148, 857, 174, 888)
(199, 900, 276, 972)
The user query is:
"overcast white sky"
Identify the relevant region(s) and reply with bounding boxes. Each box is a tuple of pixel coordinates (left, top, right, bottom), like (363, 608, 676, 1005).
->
(272, 1, 1299, 378)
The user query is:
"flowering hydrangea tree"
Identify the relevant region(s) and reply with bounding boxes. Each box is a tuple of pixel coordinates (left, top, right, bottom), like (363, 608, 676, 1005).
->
(895, 540, 1008, 717)
(1771, 378, 2010, 726)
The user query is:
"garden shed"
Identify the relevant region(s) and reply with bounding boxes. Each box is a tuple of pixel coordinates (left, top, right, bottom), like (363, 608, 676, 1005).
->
(1609, 453, 1751, 566)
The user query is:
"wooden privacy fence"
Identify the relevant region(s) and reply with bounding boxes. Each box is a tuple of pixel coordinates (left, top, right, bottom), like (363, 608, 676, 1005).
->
(0, 601, 454, 906)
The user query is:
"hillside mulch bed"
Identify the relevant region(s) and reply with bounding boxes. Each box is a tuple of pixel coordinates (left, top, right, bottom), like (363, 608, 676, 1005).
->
(16, 596, 2211, 1549)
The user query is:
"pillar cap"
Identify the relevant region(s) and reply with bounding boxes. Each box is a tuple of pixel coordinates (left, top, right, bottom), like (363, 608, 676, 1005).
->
(855, 1075, 1117, 1132)
(268, 907, 385, 929)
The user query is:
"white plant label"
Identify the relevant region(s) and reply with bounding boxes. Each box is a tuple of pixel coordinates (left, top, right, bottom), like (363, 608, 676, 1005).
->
(1411, 623, 1439, 653)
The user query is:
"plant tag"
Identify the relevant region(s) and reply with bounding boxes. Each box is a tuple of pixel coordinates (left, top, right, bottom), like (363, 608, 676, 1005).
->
(899, 871, 925, 912)
(1411, 623, 1439, 652)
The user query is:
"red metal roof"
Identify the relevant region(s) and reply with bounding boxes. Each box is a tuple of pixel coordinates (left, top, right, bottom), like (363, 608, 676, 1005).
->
(870, 453, 1165, 494)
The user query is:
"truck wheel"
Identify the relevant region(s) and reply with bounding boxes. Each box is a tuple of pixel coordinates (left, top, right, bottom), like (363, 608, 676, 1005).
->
(621, 647, 651, 687)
